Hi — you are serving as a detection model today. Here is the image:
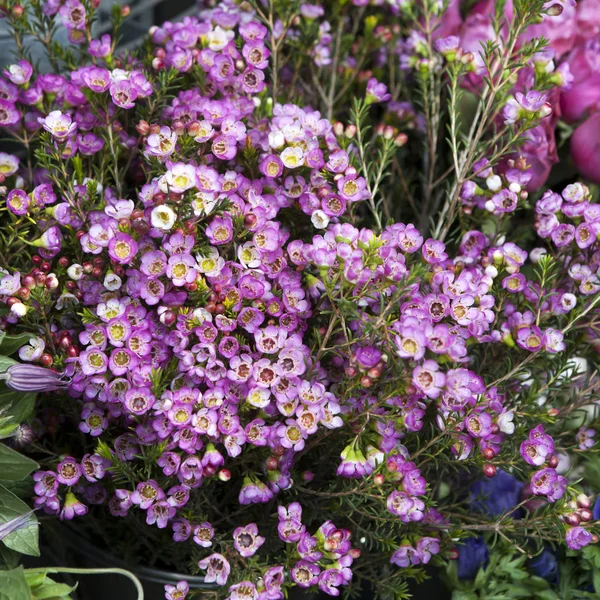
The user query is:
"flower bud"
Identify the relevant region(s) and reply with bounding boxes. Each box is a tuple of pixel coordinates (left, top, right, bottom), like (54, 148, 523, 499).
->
(218, 469, 231, 482)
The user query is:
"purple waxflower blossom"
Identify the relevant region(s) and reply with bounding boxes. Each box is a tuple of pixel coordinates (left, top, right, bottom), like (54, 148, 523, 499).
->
(233, 523, 265, 557)
(33, 471, 59, 497)
(60, 492, 88, 520)
(504, 91, 551, 125)
(239, 476, 274, 504)
(4, 60, 33, 85)
(227, 582, 258, 600)
(205, 215, 234, 245)
(108, 233, 138, 264)
(422, 239, 448, 263)
(354, 346, 382, 369)
(81, 454, 107, 482)
(38, 111, 76, 140)
(337, 445, 373, 478)
(7, 189, 30, 216)
(366, 78, 391, 103)
(130, 480, 165, 509)
(576, 427, 595, 450)
(318, 569, 346, 596)
(465, 412, 493, 439)
(164, 580, 189, 600)
(59, 0, 86, 29)
(565, 526, 593, 550)
(412, 360, 445, 398)
(416, 537, 440, 564)
(198, 553, 230, 585)
(291, 561, 320, 587)
(146, 500, 175, 528)
(33, 226, 63, 254)
(56, 457, 81, 486)
(0, 100, 20, 126)
(390, 544, 420, 567)
(89, 34, 112, 57)
(193, 522, 214, 547)
(110, 80, 138, 109)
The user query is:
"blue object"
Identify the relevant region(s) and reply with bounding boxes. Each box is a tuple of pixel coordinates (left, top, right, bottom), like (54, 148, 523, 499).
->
(529, 549, 559, 584)
(469, 470, 523, 518)
(457, 537, 489, 580)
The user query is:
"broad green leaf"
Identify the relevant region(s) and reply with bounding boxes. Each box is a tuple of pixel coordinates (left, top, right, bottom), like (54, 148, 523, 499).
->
(593, 570, 600, 595)
(0, 443, 38, 481)
(0, 543, 19, 569)
(31, 581, 77, 599)
(452, 592, 479, 600)
(0, 334, 34, 356)
(0, 484, 39, 556)
(0, 567, 29, 600)
(0, 356, 16, 373)
(0, 387, 36, 423)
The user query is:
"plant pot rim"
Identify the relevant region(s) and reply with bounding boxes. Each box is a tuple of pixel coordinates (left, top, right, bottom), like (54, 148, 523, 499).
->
(61, 523, 214, 589)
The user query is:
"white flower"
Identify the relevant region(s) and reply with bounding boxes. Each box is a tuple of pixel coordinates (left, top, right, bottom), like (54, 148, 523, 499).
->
(529, 247, 547, 263)
(206, 26, 234, 51)
(18, 336, 45, 361)
(0, 273, 20, 295)
(56, 293, 79, 310)
(247, 388, 271, 408)
(197, 249, 225, 278)
(486, 175, 502, 192)
(160, 163, 197, 194)
(280, 146, 304, 169)
(192, 191, 218, 217)
(311, 210, 330, 229)
(10, 302, 27, 317)
(151, 205, 177, 231)
(237, 243, 261, 269)
(268, 130, 285, 150)
(67, 264, 84, 280)
(103, 273, 122, 291)
(192, 308, 213, 324)
(498, 411, 515, 435)
(110, 69, 131, 83)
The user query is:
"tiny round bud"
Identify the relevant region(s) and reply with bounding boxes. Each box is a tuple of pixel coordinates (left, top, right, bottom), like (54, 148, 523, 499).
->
(92, 267, 102, 278)
(120, 4, 130, 16)
(577, 493, 592, 509)
(547, 455, 559, 468)
(374, 473, 385, 486)
(136, 120, 150, 136)
(244, 213, 258, 229)
(17, 287, 30, 300)
(348, 548, 361, 559)
(58, 256, 69, 268)
(301, 470, 314, 482)
(579, 508, 593, 522)
(266, 456, 279, 470)
(12, 4, 24, 17)
(35, 273, 46, 286)
(40, 353, 53, 367)
(218, 469, 231, 482)
(563, 513, 580, 526)
(482, 447, 495, 460)
(483, 463, 497, 478)
(67, 345, 79, 358)
(345, 366, 357, 378)
(367, 366, 382, 379)
(360, 376, 372, 388)
(83, 262, 93, 274)
(449, 549, 459, 560)
(160, 310, 176, 327)
(23, 275, 36, 290)
(592, 534, 599, 544)
(40, 261, 51, 273)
